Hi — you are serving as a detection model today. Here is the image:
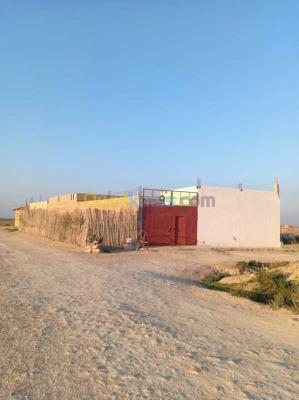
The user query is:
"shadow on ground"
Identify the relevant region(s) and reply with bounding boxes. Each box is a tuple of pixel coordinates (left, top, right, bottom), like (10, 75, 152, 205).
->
(145, 271, 204, 287)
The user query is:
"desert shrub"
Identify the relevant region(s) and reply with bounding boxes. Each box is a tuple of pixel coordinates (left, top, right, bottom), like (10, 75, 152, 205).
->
(200, 272, 231, 293)
(235, 260, 288, 274)
(236, 260, 264, 274)
(201, 269, 299, 312)
(281, 234, 296, 244)
(87, 234, 103, 245)
(271, 261, 290, 268)
(256, 270, 299, 309)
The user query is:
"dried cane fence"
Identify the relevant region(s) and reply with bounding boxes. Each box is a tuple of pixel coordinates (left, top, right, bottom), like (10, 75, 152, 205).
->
(19, 207, 138, 248)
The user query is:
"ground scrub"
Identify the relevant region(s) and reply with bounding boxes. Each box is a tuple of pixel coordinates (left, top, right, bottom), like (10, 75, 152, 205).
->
(256, 270, 299, 309)
(236, 260, 264, 274)
(201, 263, 299, 312)
(236, 260, 289, 274)
(281, 233, 299, 244)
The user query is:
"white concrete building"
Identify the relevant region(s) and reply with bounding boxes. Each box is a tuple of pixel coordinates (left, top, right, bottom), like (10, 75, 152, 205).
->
(177, 184, 281, 248)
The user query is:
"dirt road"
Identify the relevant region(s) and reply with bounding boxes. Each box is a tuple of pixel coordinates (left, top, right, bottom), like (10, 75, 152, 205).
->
(1, 229, 299, 400)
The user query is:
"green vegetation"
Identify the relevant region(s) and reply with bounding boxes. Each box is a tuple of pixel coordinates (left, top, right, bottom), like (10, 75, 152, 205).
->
(201, 273, 250, 296)
(256, 270, 299, 309)
(201, 262, 299, 312)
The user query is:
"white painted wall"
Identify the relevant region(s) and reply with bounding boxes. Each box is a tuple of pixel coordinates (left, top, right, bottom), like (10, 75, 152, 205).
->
(177, 186, 281, 248)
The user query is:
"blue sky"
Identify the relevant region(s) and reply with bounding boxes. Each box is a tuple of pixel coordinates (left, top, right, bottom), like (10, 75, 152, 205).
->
(1, 0, 298, 223)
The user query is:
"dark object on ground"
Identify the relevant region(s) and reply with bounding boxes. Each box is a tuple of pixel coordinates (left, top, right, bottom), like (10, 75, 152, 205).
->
(281, 233, 299, 245)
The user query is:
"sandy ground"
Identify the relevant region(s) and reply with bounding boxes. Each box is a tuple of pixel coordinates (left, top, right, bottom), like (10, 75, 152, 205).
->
(1, 229, 299, 400)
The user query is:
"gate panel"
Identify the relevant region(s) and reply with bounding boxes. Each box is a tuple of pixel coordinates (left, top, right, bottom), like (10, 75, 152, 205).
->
(143, 207, 173, 245)
(143, 205, 197, 246)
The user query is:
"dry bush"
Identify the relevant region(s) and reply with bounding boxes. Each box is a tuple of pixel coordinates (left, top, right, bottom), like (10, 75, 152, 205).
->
(201, 269, 299, 312)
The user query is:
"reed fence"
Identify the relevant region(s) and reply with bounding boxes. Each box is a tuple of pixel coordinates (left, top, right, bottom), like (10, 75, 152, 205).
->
(19, 206, 138, 248)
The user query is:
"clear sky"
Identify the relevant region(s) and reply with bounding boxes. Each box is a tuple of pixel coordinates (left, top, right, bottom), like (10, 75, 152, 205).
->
(1, 0, 298, 223)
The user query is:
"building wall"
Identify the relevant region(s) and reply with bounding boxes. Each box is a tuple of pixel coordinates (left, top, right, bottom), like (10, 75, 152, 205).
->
(13, 209, 21, 227)
(178, 186, 281, 248)
(29, 201, 48, 210)
(47, 193, 85, 210)
(81, 195, 139, 209)
(27, 193, 139, 213)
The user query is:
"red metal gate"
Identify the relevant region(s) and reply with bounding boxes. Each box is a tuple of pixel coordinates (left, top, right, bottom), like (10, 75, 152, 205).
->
(142, 189, 198, 246)
(143, 206, 197, 245)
